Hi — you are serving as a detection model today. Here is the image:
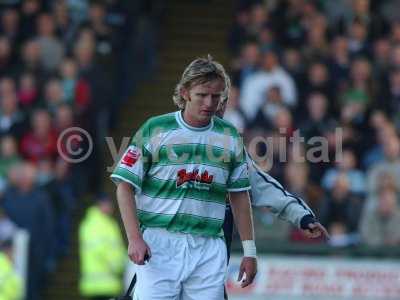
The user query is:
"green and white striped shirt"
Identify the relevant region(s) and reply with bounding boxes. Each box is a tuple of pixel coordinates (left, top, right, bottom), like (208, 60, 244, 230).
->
(111, 111, 250, 237)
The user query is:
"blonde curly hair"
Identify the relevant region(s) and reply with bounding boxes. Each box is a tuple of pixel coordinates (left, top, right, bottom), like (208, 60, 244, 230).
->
(173, 55, 231, 109)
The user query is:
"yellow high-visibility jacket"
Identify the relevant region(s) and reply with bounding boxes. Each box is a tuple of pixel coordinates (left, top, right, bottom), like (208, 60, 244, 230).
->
(79, 207, 126, 297)
(0, 252, 22, 300)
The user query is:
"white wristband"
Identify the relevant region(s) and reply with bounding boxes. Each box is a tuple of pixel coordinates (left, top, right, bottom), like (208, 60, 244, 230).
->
(242, 240, 257, 258)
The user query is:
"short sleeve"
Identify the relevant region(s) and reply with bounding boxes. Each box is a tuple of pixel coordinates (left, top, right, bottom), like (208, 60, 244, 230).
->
(227, 138, 251, 192)
(110, 124, 152, 194)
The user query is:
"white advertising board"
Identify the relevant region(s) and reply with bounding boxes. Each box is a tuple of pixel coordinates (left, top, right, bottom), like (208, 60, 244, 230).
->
(227, 255, 400, 300)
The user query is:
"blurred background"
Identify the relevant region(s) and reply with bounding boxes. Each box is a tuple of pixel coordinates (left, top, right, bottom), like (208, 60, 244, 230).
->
(0, 0, 399, 299)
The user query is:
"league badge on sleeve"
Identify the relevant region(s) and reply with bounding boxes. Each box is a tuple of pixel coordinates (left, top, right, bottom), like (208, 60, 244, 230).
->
(121, 147, 140, 167)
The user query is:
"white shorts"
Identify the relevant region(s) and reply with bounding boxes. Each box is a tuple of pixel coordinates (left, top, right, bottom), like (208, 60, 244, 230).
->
(133, 228, 227, 300)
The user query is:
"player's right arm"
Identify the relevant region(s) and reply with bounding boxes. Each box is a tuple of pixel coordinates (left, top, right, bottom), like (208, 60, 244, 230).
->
(116, 182, 151, 265)
(111, 121, 153, 264)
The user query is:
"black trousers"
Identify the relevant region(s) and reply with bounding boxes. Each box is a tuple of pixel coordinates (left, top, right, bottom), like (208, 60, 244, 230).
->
(223, 205, 234, 300)
(88, 296, 114, 300)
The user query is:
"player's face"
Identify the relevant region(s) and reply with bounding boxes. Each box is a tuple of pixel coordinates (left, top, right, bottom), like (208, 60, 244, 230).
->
(182, 78, 224, 127)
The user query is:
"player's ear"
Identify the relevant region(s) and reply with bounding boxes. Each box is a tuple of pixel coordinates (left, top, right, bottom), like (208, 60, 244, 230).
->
(181, 88, 190, 102)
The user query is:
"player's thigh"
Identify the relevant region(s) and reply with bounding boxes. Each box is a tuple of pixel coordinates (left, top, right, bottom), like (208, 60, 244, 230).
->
(134, 229, 182, 300)
(180, 237, 227, 300)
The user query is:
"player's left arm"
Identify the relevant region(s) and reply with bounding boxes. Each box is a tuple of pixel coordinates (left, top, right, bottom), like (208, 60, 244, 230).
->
(229, 190, 257, 288)
(246, 152, 329, 240)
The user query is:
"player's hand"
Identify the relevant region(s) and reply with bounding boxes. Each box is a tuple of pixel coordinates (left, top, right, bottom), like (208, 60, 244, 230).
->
(302, 222, 330, 240)
(238, 257, 257, 288)
(128, 237, 152, 265)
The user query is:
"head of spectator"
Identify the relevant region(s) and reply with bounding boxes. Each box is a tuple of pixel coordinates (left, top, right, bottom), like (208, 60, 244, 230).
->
(17, 72, 38, 107)
(373, 38, 391, 67)
(390, 44, 400, 68)
(258, 25, 275, 51)
(9, 162, 37, 193)
(331, 35, 349, 61)
(249, 4, 268, 34)
(377, 186, 398, 218)
(307, 92, 328, 122)
(382, 133, 400, 162)
(0, 93, 19, 117)
(239, 41, 259, 69)
(226, 86, 240, 111)
(60, 57, 78, 80)
(260, 48, 279, 72)
(88, 0, 107, 26)
(305, 15, 329, 59)
(350, 57, 372, 86)
(272, 106, 293, 135)
(376, 172, 397, 193)
(1, 135, 19, 159)
(331, 173, 351, 201)
(53, 0, 70, 30)
(369, 110, 390, 131)
(284, 160, 309, 193)
(36, 158, 55, 186)
(21, 39, 41, 68)
(308, 61, 329, 88)
(283, 48, 303, 74)
(0, 77, 16, 98)
(36, 13, 56, 38)
(266, 86, 283, 105)
(337, 148, 357, 171)
(347, 19, 369, 55)
(31, 109, 52, 139)
(389, 68, 400, 95)
(0, 36, 12, 65)
(54, 103, 74, 132)
(0, 135, 21, 186)
(390, 21, 400, 44)
(22, 0, 41, 17)
(1, 8, 19, 38)
(44, 77, 64, 111)
(74, 38, 96, 69)
(95, 193, 114, 216)
(54, 157, 69, 181)
(352, 0, 370, 16)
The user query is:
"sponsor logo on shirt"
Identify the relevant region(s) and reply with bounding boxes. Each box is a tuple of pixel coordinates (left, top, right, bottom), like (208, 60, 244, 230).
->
(176, 169, 213, 190)
(121, 148, 140, 167)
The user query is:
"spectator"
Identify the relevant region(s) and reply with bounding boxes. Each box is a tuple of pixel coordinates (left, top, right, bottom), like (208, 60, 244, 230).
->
(0, 209, 17, 243)
(79, 193, 126, 300)
(367, 132, 400, 195)
(240, 49, 297, 123)
(322, 148, 366, 195)
(0, 36, 14, 77)
(319, 173, 364, 239)
(35, 13, 64, 72)
(43, 77, 65, 115)
(222, 86, 246, 133)
(0, 135, 21, 192)
(20, 109, 58, 163)
(2, 162, 55, 300)
(0, 239, 23, 300)
(17, 72, 39, 110)
(0, 91, 25, 139)
(300, 93, 331, 140)
(231, 41, 260, 88)
(360, 186, 400, 246)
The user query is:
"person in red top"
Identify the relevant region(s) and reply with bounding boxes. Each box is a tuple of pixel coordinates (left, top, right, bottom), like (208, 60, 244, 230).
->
(20, 109, 58, 163)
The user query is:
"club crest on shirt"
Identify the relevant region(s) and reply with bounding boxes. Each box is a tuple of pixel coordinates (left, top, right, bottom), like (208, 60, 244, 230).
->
(121, 148, 140, 167)
(176, 169, 213, 190)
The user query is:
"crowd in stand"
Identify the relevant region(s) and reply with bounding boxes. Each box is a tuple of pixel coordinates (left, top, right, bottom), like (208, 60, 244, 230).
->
(227, 0, 400, 247)
(0, 1, 164, 299)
